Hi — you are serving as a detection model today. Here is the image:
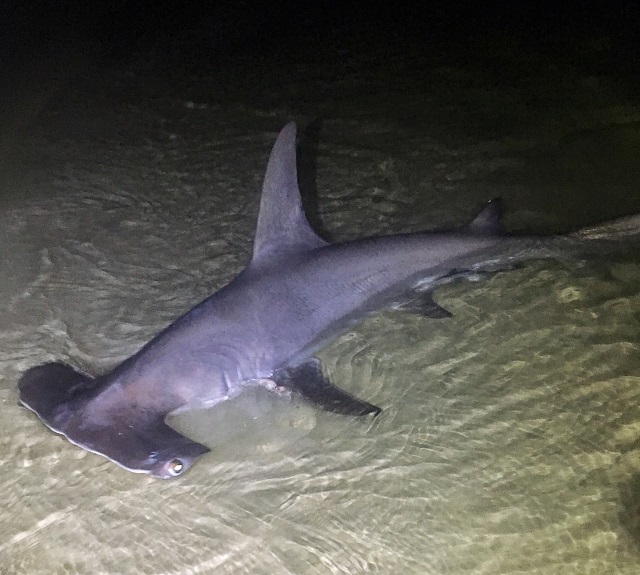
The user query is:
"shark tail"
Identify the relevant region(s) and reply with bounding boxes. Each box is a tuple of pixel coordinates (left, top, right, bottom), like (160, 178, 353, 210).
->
(569, 213, 640, 241)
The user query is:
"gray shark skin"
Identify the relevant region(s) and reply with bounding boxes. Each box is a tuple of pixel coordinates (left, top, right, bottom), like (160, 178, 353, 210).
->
(18, 122, 639, 478)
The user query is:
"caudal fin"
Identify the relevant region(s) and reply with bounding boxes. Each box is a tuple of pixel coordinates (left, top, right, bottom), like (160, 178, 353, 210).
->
(569, 213, 640, 241)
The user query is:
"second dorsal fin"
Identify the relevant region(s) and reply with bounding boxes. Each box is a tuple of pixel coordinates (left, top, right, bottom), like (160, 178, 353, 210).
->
(464, 198, 504, 235)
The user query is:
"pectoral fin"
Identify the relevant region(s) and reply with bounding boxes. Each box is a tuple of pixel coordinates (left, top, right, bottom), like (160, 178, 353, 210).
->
(274, 358, 381, 416)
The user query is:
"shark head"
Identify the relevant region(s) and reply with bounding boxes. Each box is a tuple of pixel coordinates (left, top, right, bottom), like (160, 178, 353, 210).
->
(18, 362, 210, 478)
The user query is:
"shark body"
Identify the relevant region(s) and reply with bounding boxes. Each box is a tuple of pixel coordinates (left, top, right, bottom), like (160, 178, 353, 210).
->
(18, 122, 635, 478)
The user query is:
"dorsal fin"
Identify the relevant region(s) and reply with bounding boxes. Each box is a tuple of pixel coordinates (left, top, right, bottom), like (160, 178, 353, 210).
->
(464, 198, 504, 235)
(252, 122, 328, 263)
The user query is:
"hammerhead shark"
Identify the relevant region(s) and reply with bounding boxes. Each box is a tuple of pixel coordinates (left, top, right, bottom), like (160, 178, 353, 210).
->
(18, 122, 638, 478)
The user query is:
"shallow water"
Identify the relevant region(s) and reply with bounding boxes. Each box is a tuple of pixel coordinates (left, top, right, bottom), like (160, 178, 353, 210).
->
(2, 16, 640, 575)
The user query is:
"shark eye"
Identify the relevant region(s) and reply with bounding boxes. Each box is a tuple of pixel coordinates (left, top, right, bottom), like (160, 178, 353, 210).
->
(167, 459, 185, 476)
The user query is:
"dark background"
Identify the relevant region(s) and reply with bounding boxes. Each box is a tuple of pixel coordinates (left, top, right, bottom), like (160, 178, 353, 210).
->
(3, 1, 638, 73)
(2, 1, 639, 223)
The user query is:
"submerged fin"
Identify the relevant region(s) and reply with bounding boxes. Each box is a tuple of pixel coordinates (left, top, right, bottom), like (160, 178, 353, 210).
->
(395, 291, 452, 318)
(273, 358, 381, 416)
(252, 122, 328, 263)
(464, 198, 504, 235)
(18, 362, 209, 479)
